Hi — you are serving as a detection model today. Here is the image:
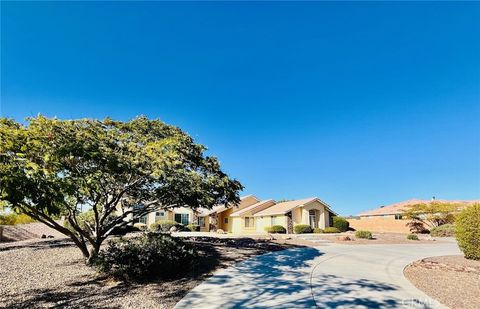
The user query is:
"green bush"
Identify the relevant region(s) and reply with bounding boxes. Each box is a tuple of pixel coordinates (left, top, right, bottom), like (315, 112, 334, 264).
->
(430, 224, 455, 237)
(313, 228, 324, 233)
(93, 233, 197, 280)
(294, 224, 313, 234)
(455, 204, 480, 260)
(0, 213, 36, 225)
(324, 227, 341, 233)
(406, 234, 419, 240)
(150, 220, 182, 232)
(110, 225, 140, 236)
(265, 225, 286, 234)
(355, 230, 373, 239)
(186, 224, 200, 232)
(332, 216, 350, 232)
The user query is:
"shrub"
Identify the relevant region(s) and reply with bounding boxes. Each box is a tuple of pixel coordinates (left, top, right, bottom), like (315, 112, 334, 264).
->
(93, 233, 197, 280)
(355, 230, 373, 239)
(150, 220, 182, 232)
(430, 224, 455, 237)
(455, 204, 480, 260)
(324, 227, 341, 233)
(406, 234, 419, 240)
(186, 224, 200, 232)
(265, 225, 286, 234)
(313, 228, 324, 233)
(0, 213, 35, 225)
(294, 224, 312, 234)
(110, 225, 140, 236)
(332, 217, 349, 232)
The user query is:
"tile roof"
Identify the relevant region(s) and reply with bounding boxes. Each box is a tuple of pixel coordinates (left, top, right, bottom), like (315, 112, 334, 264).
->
(230, 199, 275, 217)
(359, 199, 480, 216)
(253, 198, 318, 216)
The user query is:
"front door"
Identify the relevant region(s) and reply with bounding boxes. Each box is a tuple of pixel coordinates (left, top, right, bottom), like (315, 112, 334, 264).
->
(309, 210, 316, 228)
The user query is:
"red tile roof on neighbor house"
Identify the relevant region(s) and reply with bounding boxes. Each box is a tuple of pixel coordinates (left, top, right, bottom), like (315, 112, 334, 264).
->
(358, 199, 480, 217)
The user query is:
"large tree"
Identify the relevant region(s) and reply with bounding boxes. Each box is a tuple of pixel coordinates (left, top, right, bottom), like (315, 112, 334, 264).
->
(0, 116, 242, 262)
(402, 202, 457, 232)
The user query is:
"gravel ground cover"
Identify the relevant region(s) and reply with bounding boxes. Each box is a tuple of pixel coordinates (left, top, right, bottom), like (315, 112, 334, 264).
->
(404, 255, 480, 309)
(0, 236, 296, 309)
(304, 232, 450, 245)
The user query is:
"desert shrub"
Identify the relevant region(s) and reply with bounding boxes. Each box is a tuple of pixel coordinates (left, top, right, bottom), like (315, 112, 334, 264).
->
(93, 233, 197, 280)
(455, 204, 480, 260)
(355, 230, 373, 239)
(265, 225, 286, 234)
(430, 224, 455, 237)
(332, 217, 349, 232)
(324, 227, 341, 233)
(406, 234, 419, 240)
(133, 223, 147, 231)
(0, 213, 35, 225)
(186, 224, 200, 232)
(150, 220, 182, 232)
(294, 224, 312, 234)
(110, 225, 140, 236)
(313, 228, 324, 233)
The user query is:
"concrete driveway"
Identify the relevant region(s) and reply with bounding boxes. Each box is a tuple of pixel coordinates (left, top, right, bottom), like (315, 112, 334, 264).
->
(174, 241, 460, 309)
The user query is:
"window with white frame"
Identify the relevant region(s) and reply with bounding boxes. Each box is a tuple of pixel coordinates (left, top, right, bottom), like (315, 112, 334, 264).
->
(198, 217, 205, 227)
(244, 217, 254, 228)
(174, 213, 189, 225)
(270, 216, 277, 226)
(155, 211, 166, 221)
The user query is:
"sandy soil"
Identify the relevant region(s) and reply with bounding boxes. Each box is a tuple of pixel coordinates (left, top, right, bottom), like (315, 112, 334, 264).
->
(404, 255, 480, 309)
(0, 236, 296, 309)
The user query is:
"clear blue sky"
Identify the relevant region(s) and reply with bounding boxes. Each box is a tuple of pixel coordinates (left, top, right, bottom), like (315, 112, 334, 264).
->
(1, 2, 479, 215)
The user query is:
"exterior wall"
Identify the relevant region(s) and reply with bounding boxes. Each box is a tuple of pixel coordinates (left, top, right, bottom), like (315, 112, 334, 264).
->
(231, 216, 261, 234)
(199, 216, 210, 232)
(290, 201, 330, 229)
(347, 216, 411, 233)
(256, 215, 287, 233)
(218, 208, 233, 232)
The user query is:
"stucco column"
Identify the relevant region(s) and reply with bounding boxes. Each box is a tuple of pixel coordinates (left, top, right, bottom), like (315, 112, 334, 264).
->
(286, 212, 293, 234)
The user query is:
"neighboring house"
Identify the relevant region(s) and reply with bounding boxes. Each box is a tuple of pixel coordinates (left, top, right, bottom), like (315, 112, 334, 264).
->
(127, 194, 338, 234)
(348, 199, 479, 233)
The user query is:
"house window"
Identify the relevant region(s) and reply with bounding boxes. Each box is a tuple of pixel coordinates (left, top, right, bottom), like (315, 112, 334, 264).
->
(395, 214, 403, 220)
(155, 211, 166, 220)
(224, 217, 228, 224)
(309, 210, 317, 228)
(271, 216, 277, 226)
(198, 217, 205, 227)
(174, 213, 189, 225)
(244, 217, 254, 228)
(133, 205, 148, 224)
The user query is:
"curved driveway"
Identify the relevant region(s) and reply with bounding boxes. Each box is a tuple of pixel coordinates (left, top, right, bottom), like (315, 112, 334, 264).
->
(175, 241, 460, 309)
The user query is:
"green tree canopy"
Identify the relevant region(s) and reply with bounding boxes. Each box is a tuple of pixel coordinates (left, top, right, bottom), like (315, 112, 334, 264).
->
(402, 202, 457, 232)
(0, 116, 242, 261)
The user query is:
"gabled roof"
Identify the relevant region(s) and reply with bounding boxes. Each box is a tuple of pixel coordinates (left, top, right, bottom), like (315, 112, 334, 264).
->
(254, 197, 337, 216)
(197, 195, 259, 216)
(359, 199, 480, 216)
(230, 199, 275, 217)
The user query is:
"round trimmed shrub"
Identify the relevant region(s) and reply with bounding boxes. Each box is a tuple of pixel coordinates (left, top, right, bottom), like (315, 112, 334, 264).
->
(313, 228, 324, 233)
(110, 225, 140, 236)
(150, 220, 182, 232)
(186, 224, 200, 232)
(266, 225, 287, 234)
(355, 230, 373, 239)
(332, 216, 349, 232)
(93, 233, 197, 280)
(324, 227, 341, 233)
(406, 234, 419, 240)
(294, 224, 313, 234)
(455, 204, 480, 260)
(430, 224, 455, 237)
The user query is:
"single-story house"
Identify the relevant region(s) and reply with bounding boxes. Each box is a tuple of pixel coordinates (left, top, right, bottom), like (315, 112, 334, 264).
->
(128, 195, 337, 235)
(348, 199, 479, 233)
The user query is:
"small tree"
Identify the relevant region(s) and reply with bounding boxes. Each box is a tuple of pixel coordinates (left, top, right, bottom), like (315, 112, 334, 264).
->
(0, 116, 242, 262)
(402, 202, 457, 232)
(455, 204, 480, 260)
(332, 216, 349, 232)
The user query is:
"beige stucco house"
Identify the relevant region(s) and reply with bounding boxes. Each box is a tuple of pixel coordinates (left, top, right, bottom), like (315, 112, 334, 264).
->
(128, 194, 337, 235)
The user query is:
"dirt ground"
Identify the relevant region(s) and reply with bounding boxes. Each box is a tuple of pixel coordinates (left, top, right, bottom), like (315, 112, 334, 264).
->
(404, 255, 480, 309)
(0, 236, 297, 309)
